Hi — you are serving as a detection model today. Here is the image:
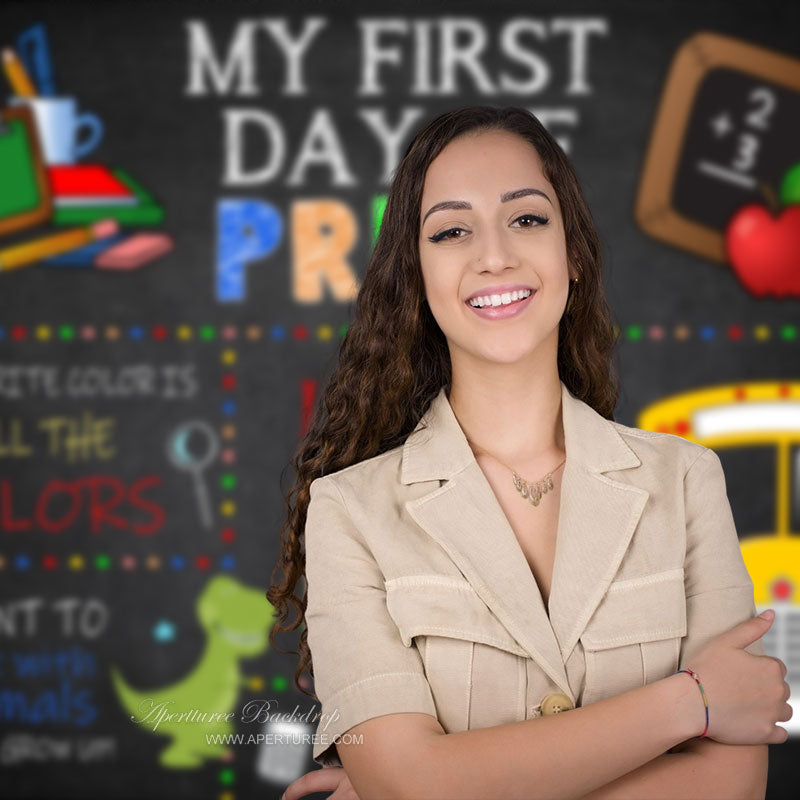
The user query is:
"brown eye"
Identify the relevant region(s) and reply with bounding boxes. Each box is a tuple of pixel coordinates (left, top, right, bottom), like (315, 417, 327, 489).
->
(514, 214, 549, 227)
(427, 227, 466, 243)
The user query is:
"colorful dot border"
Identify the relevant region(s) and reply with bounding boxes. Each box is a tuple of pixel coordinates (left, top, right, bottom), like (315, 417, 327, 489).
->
(219, 326, 239, 561)
(0, 322, 797, 343)
(0, 553, 237, 571)
(617, 323, 798, 342)
(0, 323, 349, 342)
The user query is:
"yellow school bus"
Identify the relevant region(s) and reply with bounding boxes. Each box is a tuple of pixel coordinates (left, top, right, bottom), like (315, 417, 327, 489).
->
(638, 381, 800, 735)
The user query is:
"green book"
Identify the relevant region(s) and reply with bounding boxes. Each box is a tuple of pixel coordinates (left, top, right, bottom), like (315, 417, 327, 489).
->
(52, 168, 165, 226)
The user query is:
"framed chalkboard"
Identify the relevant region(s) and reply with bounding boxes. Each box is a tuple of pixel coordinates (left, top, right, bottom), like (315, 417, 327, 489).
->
(635, 32, 800, 262)
(0, 106, 52, 235)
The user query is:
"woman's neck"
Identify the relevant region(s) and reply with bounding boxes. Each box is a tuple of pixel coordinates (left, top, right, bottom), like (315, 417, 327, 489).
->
(447, 371, 565, 472)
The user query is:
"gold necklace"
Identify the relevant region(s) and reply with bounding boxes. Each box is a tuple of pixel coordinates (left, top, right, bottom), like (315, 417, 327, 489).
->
(468, 440, 566, 507)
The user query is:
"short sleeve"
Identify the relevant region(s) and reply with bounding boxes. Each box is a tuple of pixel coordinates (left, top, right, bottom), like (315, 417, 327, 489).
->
(304, 476, 437, 768)
(679, 447, 765, 671)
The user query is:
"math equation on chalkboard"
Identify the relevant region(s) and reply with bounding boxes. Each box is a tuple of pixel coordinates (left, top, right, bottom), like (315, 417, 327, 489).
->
(673, 68, 799, 230)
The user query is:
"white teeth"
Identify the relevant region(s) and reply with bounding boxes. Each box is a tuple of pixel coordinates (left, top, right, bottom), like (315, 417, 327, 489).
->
(469, 289, 532, 308)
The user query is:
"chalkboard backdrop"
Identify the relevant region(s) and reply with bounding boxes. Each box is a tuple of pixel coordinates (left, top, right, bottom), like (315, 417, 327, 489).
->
(1, 1, 798, 798)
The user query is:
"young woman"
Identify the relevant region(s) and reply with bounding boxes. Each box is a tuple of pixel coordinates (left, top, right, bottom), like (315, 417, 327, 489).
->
(268, 106, 791, 800)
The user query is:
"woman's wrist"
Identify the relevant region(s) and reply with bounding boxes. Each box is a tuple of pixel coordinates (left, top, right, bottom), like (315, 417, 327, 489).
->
(659, 671, 709, 742)
(675, 668, 709, 738)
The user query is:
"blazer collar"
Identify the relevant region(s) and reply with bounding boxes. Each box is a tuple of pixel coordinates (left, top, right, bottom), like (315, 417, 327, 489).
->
(401, 380, 649, 700)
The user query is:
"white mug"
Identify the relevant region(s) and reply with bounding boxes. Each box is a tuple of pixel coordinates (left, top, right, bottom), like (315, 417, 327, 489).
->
(9, 95, 103, 164)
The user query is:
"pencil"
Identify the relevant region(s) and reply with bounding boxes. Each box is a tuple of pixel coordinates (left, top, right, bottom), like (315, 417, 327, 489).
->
(2, 48, 37, 97)
(0, 220, 120, 271)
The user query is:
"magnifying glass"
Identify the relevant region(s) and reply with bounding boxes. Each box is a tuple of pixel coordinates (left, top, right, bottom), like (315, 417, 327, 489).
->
(167, 420, 220, 529)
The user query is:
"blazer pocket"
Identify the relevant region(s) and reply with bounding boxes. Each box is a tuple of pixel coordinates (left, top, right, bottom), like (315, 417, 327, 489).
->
(580, 568, 687, 705)
(385, 576, 528, 733)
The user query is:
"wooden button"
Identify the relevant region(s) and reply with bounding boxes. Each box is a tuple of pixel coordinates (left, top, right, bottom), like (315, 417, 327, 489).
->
(541, 692, 574, 715)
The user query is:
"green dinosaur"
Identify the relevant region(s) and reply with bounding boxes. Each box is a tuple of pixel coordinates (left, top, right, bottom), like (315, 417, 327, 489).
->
(110, 574, 276, 768)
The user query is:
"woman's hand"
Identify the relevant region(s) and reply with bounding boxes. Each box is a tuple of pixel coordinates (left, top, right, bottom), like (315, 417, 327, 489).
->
(687, 609, 791, 745)
(282, 766, 361, 800)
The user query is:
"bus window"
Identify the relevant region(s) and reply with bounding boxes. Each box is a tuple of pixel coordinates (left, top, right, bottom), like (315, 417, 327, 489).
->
(716, 447, 775, 539)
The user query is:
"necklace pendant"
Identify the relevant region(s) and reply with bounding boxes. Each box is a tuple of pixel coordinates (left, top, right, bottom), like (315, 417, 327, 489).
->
(507, 463, 563, 509)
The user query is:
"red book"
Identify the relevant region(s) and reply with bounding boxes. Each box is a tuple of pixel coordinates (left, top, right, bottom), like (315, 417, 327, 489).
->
(47, 165, 138, 206)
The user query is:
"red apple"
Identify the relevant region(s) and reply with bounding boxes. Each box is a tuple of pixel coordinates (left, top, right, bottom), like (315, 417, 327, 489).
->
(724, 204, 800, 297)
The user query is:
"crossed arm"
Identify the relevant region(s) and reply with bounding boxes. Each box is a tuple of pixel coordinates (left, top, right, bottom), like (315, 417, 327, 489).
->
(304, 735, 767, 800)
(578, 738, 768, 800)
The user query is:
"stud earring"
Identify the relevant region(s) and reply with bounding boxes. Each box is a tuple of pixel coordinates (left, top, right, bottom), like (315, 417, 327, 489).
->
(566, 275, 579, 313)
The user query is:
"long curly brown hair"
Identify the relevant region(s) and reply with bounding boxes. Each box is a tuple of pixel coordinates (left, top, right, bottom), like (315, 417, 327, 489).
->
(267, 105, 621, 700)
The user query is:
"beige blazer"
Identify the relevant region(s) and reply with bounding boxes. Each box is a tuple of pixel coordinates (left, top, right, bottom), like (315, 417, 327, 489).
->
(304, 380, 763, 768)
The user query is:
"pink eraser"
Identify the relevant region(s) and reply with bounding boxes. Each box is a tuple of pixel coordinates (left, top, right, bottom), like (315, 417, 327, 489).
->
(95, 233, 174, 270)
(91, 219, 120, 239)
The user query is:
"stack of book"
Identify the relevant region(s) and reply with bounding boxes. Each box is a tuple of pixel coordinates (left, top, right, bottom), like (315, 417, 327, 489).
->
(47, 164, 164, 225)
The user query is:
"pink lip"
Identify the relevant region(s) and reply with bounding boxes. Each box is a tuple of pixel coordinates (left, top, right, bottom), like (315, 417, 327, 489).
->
(466, 289, 536, 320)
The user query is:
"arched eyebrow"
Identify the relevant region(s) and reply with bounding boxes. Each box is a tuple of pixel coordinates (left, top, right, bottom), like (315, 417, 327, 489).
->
(422, 187, 553, 225)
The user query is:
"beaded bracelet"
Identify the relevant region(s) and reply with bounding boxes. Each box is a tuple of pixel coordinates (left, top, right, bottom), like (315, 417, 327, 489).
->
(675, 668, 709, 738)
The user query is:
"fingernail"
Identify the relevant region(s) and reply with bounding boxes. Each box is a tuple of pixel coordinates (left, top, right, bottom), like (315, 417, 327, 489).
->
(759, 609, 774, 620)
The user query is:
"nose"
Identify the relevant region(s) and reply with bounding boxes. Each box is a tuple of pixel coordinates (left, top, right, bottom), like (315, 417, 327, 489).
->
(474, 225, 521, 273)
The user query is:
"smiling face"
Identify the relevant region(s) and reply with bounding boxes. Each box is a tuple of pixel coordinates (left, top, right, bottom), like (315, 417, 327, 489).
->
(418, 129, 576, 369)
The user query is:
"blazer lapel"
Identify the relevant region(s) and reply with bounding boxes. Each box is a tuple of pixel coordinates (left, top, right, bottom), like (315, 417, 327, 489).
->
(401, 380, 649, 699)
